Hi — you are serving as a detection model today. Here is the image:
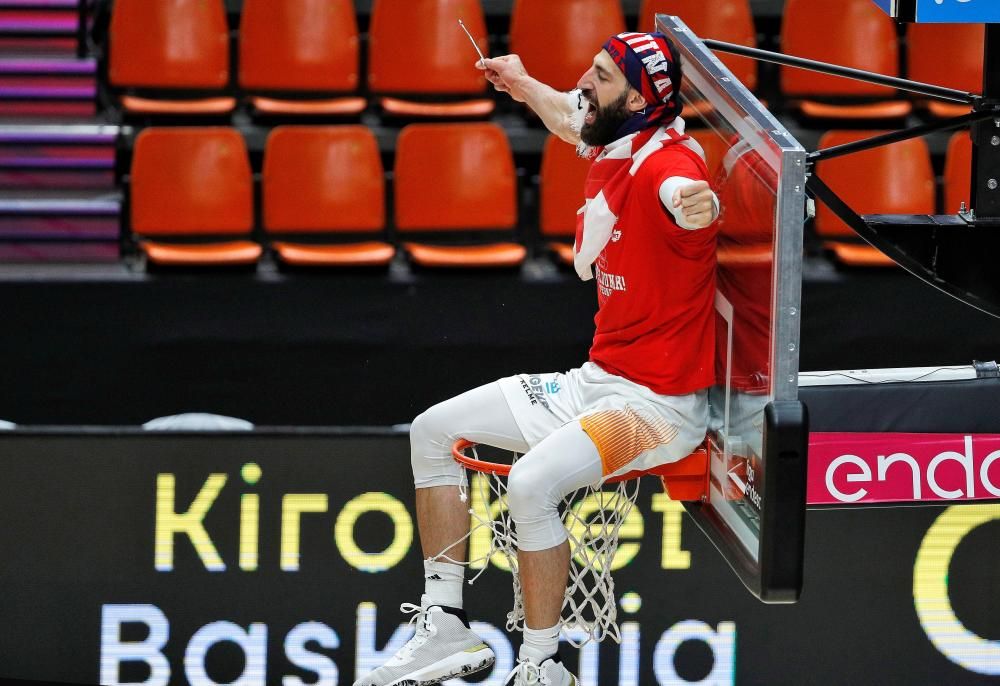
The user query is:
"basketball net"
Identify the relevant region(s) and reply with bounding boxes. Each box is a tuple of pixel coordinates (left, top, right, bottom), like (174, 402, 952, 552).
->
(439, 440, 644, 648)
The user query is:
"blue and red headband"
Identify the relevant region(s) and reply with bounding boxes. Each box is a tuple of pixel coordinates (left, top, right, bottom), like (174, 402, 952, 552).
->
(601, 31, 683, 137)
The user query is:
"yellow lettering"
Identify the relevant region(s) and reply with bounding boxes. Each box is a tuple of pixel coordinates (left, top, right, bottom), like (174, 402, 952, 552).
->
(281, 494, 328, 571)
(154, 473, 227, 572)
(335, 492, 413, 573)
(566, 490, 643, 571)
(651, 494, 691, 570)
(240, 493, 259, 571)
(239, 463, 261, 571)
(914, 504, 1000, 675)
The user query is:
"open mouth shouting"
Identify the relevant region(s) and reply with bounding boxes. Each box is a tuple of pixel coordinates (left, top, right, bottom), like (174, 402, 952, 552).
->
(581, 90, 598, 126)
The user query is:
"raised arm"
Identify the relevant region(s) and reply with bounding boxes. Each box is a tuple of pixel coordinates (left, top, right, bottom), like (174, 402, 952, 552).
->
(477, 56, 582, 146)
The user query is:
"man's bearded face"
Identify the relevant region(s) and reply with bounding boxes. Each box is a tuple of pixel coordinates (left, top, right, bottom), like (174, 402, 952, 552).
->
(579, 88, 633, 147)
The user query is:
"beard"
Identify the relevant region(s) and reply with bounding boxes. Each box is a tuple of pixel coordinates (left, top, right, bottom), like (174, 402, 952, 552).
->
(579, 90, 633, 148)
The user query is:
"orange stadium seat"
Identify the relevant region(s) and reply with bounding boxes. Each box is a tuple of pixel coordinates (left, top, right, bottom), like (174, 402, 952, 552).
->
(539, 135, 591, 266)
(367, 0, 493, 118)
(684, 129, 731, 181)
(509, 0, 626, 92)
(814, 131, 935, 267)
(109, 0, 235, 116)
(239, 0, 365, 117)
(639, 0, 757, 92)
(394, 123, 524, 268)
(944, 130, 973, 215)
(131, 128, 258, 266)
(907, 24, 983, 118)
(781, 0, 911, 121)
(263, 126, 392, 267)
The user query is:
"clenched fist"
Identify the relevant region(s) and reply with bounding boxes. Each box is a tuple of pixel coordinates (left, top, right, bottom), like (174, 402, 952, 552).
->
(672, 180, 718, 229)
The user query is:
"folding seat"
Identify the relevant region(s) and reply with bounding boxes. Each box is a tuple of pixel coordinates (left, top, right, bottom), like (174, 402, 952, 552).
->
(262, 126, 393, 267)
(509, 0, 626, 92)
(907, 24, 983, 118)
(131, 128, 259, 266)
(781, 0, 911, 121)
(639, 0, 757, 92)
(813, 131, 935, 267)
(108, 0, 236, 116)
(943, 130, 972, 215)
(394, 123, 524, 268)
(367, 0, 493, 118)
(239, 0, 365, 117)
(539, 135, 591, 266)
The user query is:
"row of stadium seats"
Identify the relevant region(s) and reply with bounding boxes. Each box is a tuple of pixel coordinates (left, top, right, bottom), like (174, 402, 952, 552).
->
(779, 0, 981, 121)
(127, 123, 973, 270)
(131, 123, 531, 268)
(104, 0, 982, 121)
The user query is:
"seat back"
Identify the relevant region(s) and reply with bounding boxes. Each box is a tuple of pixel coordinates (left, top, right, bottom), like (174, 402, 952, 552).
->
(131, 128, 253, 235)
(509, 0, 626, 92)
(908, 24, 984, 95)
(639, 0, 757, 90)
(814, 131, 935, 238)
(239, 0, 359, 92)
(685, 130, 732, 182)
(944, 131, 973, 215)
(110, 0, 230, 89)
(539, 136, 591, 238)
(394, 123, 516, 231)
(368, 0, 488, 94)
(781, 0, 898, 97)
(263, 126, 384, 233)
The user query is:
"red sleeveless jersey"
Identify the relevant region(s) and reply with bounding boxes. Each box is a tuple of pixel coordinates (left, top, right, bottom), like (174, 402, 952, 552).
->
(588, 143, 718, 395)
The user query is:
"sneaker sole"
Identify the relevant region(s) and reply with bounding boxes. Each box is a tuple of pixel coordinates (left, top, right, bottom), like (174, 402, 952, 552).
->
(387, 645, 496, 686)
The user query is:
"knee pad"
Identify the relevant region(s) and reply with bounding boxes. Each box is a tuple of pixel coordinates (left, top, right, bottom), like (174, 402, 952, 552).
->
(409, 408, 439, 452)
(410, 406, 465, 489)
(506, 459, 567, 551)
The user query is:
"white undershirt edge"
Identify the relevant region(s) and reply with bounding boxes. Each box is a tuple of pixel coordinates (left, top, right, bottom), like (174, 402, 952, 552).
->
(658, 176, 720, 230)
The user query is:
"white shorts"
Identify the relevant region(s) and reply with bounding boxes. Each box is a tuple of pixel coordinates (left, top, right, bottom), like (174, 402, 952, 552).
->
(498, 362, 709, 478)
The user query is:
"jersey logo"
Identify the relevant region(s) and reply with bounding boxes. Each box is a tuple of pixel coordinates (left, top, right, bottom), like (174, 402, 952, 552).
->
(519, 375, 553, 411)
(596, 269, 628, 298)
(611, 229, 622, 242)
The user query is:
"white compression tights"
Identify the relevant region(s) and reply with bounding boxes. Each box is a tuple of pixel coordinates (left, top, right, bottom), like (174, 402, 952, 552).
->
(410, 381, 603, 552)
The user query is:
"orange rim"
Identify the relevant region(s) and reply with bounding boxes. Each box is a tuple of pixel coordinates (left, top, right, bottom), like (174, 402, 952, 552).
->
(451, 439, 513, 476)
(451, 438, 689, 484)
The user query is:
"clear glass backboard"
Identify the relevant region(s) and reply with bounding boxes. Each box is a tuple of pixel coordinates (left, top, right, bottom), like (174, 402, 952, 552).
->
(656, 14, 809, 602)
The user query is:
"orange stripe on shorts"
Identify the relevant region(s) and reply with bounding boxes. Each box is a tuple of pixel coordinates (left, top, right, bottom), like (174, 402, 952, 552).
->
(579, 406, 679, 475)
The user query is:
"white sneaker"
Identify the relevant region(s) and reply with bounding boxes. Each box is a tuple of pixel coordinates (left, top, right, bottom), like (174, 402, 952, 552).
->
(353, 597, 495, 686)
(505, 656, 578, 686)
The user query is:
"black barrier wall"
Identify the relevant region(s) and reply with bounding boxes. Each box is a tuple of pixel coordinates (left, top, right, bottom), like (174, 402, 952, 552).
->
(3, 269, 1000, 426)
(0, 431, 998, 685)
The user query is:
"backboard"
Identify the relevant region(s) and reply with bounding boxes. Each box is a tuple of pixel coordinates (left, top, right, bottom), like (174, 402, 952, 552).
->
(655, 14, 809, 602)
(872, 0, 1000, 23)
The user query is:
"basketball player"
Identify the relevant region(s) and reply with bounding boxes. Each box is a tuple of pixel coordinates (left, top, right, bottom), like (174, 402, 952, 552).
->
(355, 31, 719, 686)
